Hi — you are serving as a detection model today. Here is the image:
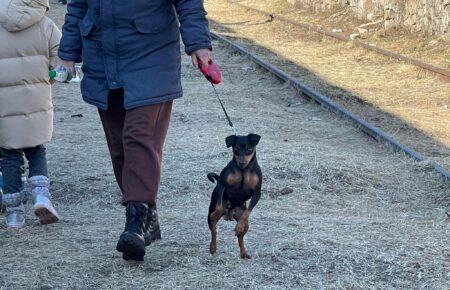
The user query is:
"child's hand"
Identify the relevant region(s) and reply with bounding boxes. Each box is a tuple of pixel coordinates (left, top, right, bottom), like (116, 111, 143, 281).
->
(59, 60, 76, 77)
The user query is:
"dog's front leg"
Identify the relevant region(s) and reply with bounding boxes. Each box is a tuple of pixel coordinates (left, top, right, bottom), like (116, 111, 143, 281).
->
(237, 223, 250, 259)
(234, 207, 251, 259)
(208, 183, 225, 255)
(236, 188, 261, 237)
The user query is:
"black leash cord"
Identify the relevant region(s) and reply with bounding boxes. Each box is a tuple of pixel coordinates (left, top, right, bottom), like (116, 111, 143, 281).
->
(211, 83, 237, 134)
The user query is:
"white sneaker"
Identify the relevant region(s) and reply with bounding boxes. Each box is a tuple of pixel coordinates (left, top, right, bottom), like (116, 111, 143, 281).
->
(29, 176, 59, 225)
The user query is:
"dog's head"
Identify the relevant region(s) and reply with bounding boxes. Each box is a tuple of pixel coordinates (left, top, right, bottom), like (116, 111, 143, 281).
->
(225, 134, 261, 169)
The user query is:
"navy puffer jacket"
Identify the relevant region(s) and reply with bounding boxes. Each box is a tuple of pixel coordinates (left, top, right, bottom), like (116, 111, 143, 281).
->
(59, 0, 212, 109)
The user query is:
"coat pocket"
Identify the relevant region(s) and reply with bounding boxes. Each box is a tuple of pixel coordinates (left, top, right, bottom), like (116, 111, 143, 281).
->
(133, 15, 175, 34)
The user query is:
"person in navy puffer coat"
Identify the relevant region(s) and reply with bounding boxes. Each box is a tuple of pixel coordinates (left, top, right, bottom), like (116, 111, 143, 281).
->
(58, 0, 213, 261)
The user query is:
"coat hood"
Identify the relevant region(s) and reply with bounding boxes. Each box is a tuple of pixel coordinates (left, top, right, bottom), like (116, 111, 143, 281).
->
(0, 0, 49, 32)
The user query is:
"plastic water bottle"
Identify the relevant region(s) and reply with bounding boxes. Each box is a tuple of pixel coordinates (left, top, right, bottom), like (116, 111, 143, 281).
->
(0, 171, 3, 195)
(49, 65, 83, 83)
(49, 65, 73, 82)
(0, 171, 4, 212)
(70, 65, 83, 83)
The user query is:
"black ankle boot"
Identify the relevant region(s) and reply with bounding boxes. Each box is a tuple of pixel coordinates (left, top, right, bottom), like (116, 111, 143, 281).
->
(116, 202, 148, 261)
(144, 205, 161, 246)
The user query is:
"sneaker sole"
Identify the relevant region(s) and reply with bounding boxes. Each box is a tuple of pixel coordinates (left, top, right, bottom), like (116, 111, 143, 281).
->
(116, 232, 145, 261)
(35, 207, 59, 225)
(7, 224, 24, 230)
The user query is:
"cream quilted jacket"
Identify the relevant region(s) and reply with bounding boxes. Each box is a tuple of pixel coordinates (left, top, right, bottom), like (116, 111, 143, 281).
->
(0, 0, 61, 149)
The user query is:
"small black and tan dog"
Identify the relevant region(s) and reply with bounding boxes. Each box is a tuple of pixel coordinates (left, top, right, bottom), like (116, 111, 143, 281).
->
(207, 134, 262, 259)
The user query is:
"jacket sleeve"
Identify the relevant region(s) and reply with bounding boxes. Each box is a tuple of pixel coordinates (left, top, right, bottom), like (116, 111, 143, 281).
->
(172, 0, 212, 55)
(58, 0, 88, 63)
(48, 21, 62, 67)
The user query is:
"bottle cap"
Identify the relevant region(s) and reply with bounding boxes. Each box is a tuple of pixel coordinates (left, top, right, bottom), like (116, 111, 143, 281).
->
(49, 69, 56, 78)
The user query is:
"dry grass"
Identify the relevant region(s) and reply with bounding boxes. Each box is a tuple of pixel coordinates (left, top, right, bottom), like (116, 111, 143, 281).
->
(233, 0, 450, 70)
(206, 0, 450, 170)
(0, 1, 449, 289)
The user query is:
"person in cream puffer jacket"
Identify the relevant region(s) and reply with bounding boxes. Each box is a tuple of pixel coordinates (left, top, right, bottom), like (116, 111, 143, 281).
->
(0, 0, 61, 229)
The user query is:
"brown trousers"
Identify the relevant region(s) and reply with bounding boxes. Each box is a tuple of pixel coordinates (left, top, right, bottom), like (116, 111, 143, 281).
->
(98, 89, 172, 205)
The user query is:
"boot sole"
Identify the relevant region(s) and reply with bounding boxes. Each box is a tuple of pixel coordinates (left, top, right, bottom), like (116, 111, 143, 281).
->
(35, 207, 59, 225)
(123, 253, 144, 262)
(116, 232, 145, 261)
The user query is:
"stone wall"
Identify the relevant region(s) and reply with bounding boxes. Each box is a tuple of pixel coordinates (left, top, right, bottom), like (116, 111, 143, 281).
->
(286, 0, 450, 35)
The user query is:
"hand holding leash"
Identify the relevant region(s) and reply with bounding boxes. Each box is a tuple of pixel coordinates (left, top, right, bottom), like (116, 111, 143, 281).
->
(190, 48, 211, 69)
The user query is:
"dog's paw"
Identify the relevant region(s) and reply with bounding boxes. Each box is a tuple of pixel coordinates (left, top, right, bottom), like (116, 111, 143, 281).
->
(209, 242, 217, 255)
(240, 252, 251, 259)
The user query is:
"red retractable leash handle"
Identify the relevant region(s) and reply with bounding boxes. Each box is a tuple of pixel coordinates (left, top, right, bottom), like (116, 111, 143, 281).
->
(198, 59, 222, 85)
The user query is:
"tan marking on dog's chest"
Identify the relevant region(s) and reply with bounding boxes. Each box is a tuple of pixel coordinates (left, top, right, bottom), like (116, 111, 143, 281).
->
(227, 171, 243, 186)
(244, 172, 260, 190)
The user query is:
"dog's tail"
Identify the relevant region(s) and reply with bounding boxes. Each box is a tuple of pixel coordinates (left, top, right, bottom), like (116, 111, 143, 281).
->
(207, 173, 220, 183)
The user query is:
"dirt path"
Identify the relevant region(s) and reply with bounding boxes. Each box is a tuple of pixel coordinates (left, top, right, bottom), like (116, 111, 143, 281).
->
(1, 2, 449, 289)
(205, 0, 450, 170)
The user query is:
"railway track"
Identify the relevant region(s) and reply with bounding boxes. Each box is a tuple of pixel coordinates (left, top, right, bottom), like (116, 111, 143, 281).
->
(210, 31, 450, 181)
(228, 1, 450, 80)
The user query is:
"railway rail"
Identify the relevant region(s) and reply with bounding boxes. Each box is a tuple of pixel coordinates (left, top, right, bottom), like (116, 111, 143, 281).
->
(229, 1, 450, 80)
(210, 31, 450, 181)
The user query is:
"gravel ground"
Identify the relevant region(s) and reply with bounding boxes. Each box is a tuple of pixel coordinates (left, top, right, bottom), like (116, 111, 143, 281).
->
(0, 2, 449, 289)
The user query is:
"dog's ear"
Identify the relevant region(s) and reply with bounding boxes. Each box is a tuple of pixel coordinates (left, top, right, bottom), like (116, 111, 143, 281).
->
(225, 135, 237, 148)
(247, 134, 261, 146)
